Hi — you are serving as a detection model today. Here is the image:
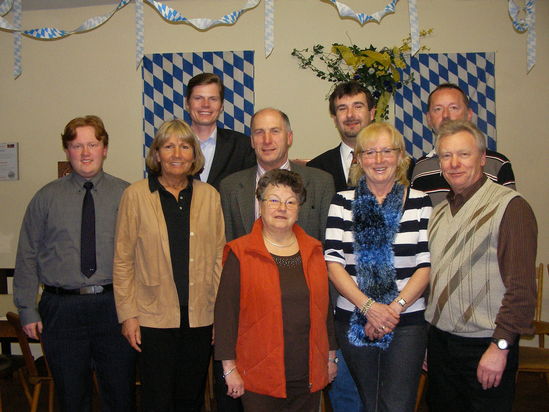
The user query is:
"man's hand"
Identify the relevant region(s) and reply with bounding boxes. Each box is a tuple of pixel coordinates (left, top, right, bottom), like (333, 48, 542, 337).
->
(121, 317, 142, 352)
(22, 321, 43, 340)
(477, 343, 509, 390)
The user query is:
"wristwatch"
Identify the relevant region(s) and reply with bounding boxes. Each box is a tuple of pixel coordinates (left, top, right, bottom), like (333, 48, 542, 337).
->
(394, 296, 407, 307)
(328, 357, 339, 364)
(491, 338, 510, 350)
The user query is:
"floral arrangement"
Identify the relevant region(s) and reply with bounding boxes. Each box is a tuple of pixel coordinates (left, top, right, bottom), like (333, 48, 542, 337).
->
(291, 30, 432, 121)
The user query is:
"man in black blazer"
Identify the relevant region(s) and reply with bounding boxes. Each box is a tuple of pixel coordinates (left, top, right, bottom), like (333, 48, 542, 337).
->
(186, 73, 256, 190)
(307, 81, 375, 412)
(307, 81, 376, 192)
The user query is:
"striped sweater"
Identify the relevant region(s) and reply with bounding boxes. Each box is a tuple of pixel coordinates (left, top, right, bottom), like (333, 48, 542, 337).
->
(325, 187, 431, 318)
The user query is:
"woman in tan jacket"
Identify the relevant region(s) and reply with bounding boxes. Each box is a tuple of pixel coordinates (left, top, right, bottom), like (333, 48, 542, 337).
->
(113, 119, 225, 412)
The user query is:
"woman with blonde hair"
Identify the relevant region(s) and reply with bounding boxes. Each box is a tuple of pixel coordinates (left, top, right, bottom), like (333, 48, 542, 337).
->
(325, 122, 432, 411)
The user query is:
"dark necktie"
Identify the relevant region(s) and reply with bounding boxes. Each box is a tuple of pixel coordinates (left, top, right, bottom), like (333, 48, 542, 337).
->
(347, 151, 358, 186)
(81, 181, 96, 277)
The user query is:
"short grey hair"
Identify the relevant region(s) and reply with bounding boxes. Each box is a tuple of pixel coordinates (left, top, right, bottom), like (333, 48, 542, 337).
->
(436, 120, 486, 154)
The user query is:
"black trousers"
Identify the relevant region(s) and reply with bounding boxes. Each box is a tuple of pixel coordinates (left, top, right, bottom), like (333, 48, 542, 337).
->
(140, 309, 212, 412)
(427, 326, 519, 412)
(39, 290, 136, 412)
(214, 359, 244, 412)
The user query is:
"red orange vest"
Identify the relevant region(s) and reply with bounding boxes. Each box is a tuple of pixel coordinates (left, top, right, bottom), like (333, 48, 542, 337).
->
(223, 219, 330, 398)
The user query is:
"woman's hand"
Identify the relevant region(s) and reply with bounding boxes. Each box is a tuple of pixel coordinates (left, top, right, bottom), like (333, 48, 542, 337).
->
(121, 317, 142, 352)
(328, 353, 338, 383)
(224, 368, 245, 398)
(365, 302, 399, 333)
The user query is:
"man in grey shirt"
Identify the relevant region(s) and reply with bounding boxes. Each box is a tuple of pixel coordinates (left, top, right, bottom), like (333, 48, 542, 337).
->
(14, 115, 135, 412)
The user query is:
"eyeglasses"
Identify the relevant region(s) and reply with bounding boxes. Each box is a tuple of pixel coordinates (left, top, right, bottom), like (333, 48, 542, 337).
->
(67, 142, 102, 151)
(262, 197, 299, 210)
(360, 148, 400, 159)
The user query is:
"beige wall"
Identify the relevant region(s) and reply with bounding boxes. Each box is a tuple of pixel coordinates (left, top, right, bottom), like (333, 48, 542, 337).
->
(1, 0, 548, 326)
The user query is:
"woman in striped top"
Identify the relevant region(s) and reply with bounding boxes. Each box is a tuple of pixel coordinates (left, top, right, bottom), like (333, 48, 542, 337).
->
(325, 122, 432, 412)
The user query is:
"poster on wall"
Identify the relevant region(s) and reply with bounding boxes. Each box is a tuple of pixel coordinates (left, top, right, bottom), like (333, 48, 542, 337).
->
(0, 143, 19, 181)
(142, 51, 255, 166)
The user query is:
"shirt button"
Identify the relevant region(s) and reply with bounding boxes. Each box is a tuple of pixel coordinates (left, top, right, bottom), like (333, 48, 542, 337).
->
(189, 282, 194, 286)
(190, 258, 194, 262)
(179, 206, 182, 210)
(190, 232, 194, 236)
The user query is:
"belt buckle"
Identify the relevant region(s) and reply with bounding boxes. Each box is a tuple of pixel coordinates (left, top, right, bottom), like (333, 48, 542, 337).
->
(79, 285, 104, 295)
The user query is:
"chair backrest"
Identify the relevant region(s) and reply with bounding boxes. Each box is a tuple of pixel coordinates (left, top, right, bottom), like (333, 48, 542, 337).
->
(534, 263, 544, 322)
(6, 312, 41, 377)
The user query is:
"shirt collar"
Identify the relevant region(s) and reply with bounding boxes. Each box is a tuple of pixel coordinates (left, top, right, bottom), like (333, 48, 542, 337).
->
(200, 128, 217, 145)
(447, 174, 487, 213)
(256, 159, 291, 180)
(340, 141, 354, 159)
(70, 170, 105, 190)
(148, 174, 194, 193)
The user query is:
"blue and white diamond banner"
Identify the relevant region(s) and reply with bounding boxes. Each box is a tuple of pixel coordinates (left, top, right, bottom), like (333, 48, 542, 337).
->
(142, 51, 255, 158)
(394, 53, 496, 160)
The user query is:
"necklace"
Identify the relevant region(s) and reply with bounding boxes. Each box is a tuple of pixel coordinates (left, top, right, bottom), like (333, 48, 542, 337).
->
(263, 235, 296, 248)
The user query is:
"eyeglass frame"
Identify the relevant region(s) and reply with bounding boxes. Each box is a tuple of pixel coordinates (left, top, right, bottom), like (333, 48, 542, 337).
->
(359, 147, 400, 160)
(261, 196, 301, 210)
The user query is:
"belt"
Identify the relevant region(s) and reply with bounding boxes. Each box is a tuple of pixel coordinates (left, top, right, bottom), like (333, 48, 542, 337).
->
(43, 284, 113, 295)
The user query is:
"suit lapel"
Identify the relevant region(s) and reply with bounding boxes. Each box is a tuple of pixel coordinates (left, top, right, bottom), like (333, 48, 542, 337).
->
(330, 145, 347, 191)
(207, 128, 231, 186)
(237, 167, 257, 233)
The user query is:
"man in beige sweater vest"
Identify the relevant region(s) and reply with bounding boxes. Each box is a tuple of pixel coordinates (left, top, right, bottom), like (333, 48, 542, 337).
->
(425, 120, 537, 412)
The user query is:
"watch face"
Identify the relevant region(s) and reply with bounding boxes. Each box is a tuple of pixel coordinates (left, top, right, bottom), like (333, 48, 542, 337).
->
(497, 339, 509, 350)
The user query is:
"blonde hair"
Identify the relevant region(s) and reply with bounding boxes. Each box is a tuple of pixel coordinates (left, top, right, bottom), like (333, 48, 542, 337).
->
(349, 122, 410, 187)
(145, 119, 205, 175)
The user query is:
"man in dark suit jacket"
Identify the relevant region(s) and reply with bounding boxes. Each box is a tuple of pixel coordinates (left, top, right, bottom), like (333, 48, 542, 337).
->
(307, 81, 376, 192)
(186, 73, 256, 190)
(220, 108, 335, 242)
(307, 81, 373, 412)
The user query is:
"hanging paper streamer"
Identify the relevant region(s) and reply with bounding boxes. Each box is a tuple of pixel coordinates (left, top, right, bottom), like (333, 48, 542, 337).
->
(144, 0, 259, 30)
(264, 0, 274, 57)
(326, 0, 399, 25)
(408, 0, 419, 56)
(0, 0, 13, 16)
(508, 0, 536, 72)
(135, 0, 144, 68)
(13, 0, 21, 78)
(0, 0, 131, 38)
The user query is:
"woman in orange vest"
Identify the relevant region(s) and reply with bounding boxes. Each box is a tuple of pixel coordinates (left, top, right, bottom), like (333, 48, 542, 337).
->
(214, 169, 337, 412)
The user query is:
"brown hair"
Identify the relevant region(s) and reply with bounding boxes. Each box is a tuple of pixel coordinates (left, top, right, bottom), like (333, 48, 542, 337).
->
(186, 72, 224, 101)
(427, 83, 470, 111)
(329, 81, 375, 115)
(145, 119, 205, 176)
(61, 115, 108, 149)
(256, 169, 306, 205)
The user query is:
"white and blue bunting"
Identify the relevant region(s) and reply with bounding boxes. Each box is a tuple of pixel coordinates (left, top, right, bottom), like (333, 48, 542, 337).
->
(508, 0, 536, 72)
(0, 0, 538, 77)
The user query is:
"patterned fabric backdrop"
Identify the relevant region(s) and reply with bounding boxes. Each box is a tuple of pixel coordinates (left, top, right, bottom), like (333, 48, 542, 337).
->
(142, 50, 255, 156)
(394, 53, 496, 160)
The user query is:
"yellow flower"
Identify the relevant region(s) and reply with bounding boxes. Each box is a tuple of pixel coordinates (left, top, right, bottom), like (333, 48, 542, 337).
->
(332, 45, 360, 67)
(391, 66, 401, 82)
(375, 91, 392, 122)
(361, 50, 391, 68)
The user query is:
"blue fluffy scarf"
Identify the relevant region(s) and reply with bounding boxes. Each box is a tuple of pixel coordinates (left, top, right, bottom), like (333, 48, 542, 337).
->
(348, 177, 404, 349)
